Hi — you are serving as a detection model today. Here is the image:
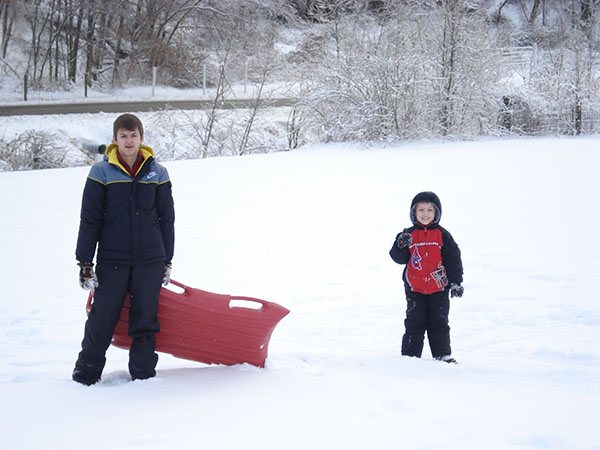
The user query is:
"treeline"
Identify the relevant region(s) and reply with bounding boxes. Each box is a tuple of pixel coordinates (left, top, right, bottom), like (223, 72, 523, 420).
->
(0, 0, 300, 88)
(1, 0, 599, 145)
(291, 0, 600, 141)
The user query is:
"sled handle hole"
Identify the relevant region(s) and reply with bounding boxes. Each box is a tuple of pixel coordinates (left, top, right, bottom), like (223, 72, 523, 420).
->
(163, 282, 186, 294)
(162, 283, 185, 294)
(229, 298, 265, 310)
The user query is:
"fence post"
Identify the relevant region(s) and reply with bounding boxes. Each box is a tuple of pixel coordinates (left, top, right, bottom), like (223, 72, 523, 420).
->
(528, 43, 538, 85)
(152, 66, 157, 97)
(24, 73, 28, 101)
(85, 73, 88, 97)
(203, 64, 206, 96)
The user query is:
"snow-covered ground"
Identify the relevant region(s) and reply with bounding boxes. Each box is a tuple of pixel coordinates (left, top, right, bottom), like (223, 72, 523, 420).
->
(1, 134, 599, 449)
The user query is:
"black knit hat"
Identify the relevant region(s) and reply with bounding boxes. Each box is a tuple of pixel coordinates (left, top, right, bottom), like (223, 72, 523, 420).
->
(410, 191, 442, 224)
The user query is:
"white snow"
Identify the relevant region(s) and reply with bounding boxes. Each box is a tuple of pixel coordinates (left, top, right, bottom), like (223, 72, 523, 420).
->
(0, 131, 599, 449)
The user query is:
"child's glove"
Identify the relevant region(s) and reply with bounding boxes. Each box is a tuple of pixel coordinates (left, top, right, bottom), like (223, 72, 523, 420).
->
(78, 262, 98, 290)
(396, 231, 413, 249)
(163, 263, 172, 286)
(449, 283, 464, 298)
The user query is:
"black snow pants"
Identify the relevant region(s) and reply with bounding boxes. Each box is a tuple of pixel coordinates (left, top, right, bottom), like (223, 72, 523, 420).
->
(401, 287, 451, 359)
(74, 261, 163, 381)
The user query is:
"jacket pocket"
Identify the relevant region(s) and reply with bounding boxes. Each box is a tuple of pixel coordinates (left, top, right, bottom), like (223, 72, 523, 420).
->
(137, 183, 158, 211)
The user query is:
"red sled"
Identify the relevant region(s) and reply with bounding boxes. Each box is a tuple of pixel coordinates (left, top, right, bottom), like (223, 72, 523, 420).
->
(86, 279, 289, 368)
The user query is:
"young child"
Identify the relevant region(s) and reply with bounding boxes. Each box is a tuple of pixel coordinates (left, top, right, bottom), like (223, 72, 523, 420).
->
(73, 114, 175, 385)
(389, 191, 463, 363)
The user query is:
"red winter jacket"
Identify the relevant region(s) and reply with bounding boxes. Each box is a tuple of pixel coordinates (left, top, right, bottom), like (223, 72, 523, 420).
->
(390, 223, 463, 294)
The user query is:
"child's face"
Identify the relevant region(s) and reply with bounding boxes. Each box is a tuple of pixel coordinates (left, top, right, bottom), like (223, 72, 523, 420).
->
(414, 202, 436, 226)
(113, 127, 143, 159)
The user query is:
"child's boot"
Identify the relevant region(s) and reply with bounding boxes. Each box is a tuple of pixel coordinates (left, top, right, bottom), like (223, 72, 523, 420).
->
(435, 355, 457, 364)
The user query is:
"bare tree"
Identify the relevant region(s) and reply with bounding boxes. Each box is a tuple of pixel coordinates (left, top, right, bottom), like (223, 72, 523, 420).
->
(438, 0, 461, 135)
(293, 0, 505, 142)
(1, 0, 17, 59)
(521, 0, 542, 25)
(84, 1, 95, 85)
(496, 0, 510, 23)
(571, 0, 597, 134)
(64, 0, 84, 82)
(111, 10, 126, 87)
(238, 60, 272, 155)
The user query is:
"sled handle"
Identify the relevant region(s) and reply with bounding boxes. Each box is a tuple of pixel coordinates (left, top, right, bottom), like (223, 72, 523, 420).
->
(169, 280, 268, 307)
(85, 280, 188, 314)
(229, 296, 270, 309)
(168, 279, 190, 291)
(231, 296, 269, 305)
(86, 291, 93, 315)
(166, 280, 277, 312)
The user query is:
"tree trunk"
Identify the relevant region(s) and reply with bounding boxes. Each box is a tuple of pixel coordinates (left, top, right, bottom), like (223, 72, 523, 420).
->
(529, 0, 541, 24)
(439, 0, 459, 135)
(112, 13, 125, 88)
(1, 0, 16, 59)
(575, 93, 582, 135)
(66, 0, 83, 83)
(85, 6, 96, 84)
(497, 0, 510, 23)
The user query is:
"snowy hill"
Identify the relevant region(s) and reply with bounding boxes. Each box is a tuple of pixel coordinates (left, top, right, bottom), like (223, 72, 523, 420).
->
(1, 137, 599, 449)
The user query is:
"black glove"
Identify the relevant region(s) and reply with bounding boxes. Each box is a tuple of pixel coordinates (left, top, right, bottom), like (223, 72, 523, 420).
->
(449, 283, 464, 298)
(163, 263, 172, 286)
(396, 231, 413, 249)
(78, 262, 98, 290)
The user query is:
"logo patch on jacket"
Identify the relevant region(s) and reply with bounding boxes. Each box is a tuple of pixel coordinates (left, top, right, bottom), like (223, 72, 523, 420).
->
(146, 171, 157, 180)
(410, 246, 423, 271)
(431, 262, 448, 289)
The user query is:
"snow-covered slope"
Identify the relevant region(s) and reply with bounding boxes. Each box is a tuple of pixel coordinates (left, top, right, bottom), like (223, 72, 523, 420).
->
(0, 137, 598, 449)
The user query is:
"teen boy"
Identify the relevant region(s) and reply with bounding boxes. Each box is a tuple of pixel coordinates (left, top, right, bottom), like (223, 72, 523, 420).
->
(73, 113, 175, 385)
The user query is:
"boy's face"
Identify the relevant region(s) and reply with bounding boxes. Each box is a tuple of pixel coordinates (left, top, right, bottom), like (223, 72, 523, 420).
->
(414, 202, 436, 226)
(113, 127, 143, 159)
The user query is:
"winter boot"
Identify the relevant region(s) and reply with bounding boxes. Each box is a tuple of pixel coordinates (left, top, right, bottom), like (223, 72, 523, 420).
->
(435, 355, 457, 364)
(72, 353, 104, 386)
(72, 364, 101, 386)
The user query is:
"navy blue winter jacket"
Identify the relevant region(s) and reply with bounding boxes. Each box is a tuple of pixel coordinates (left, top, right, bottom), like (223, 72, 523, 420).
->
(75, 144, 175, 265)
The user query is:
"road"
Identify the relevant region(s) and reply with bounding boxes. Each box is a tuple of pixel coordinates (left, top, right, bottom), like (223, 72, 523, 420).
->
(0, 97, 296, 116)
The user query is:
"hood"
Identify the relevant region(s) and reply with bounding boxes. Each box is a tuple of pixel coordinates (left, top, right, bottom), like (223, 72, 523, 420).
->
(104, 143, 155, 161)
(103, 143, 155, 176)
(410, 191, 442, 225)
